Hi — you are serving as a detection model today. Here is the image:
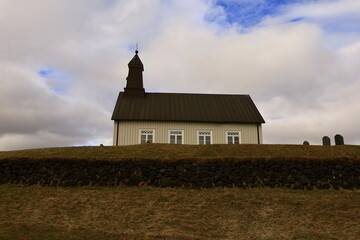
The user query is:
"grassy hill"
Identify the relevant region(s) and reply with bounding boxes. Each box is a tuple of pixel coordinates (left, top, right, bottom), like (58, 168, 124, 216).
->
(1, 144, 360, 239)
(1, 144, 360, 160)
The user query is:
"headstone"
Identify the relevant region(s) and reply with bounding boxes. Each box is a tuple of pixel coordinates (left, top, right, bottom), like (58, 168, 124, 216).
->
(335, 134, 344, 145)
(322, 136, 331, 146)
(303, 141, 310, 145)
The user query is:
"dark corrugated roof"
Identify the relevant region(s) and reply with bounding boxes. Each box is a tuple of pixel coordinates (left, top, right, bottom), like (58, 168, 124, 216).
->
(112, 92, 265, 123)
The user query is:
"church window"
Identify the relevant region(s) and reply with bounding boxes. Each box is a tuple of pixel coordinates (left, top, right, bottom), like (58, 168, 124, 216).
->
(226, 131, 240, 144)
(169, 130, 183, 144)
(140, 129, 154, 143)
(198, 131, 212, 145)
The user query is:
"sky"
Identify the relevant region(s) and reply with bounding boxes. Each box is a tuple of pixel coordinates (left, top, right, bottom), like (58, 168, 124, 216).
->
(1, 0, 360, 150)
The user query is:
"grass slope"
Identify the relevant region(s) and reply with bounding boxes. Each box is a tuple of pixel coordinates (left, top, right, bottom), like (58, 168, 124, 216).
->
(1, 144, 360, 160)
(1, 144, 360, 239)
(0, 185, 359, 240)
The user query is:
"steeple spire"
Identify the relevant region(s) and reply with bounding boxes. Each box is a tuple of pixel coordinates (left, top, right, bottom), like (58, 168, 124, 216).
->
(124, 50, 145, 97)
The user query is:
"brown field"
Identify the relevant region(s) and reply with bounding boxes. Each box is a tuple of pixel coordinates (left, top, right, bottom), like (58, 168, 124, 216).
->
(1, 144, 360, 239)
(1, 144, 360, 160)
(0, 185, 360, 240)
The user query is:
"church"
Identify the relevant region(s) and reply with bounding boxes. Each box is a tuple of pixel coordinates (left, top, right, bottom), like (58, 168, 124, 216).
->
(111, 51, 265, 145)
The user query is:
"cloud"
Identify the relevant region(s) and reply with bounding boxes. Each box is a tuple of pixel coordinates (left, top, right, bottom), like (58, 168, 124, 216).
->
(0, 62, 111, 149)
(143, 19, 360, 145)
(0, 0, 359, 150)
(146, 22, 331, 99)
(284, 0, 360, 19)
(263, 0, 360, 33)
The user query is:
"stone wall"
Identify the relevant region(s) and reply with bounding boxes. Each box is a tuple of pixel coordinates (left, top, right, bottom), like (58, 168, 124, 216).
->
(1, 157, 360, 189)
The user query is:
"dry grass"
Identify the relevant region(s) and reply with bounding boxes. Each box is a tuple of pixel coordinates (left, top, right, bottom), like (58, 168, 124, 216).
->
(1, 144, 359, 239)
(1, 144, 360, 161)
(0, 185, 359, 240)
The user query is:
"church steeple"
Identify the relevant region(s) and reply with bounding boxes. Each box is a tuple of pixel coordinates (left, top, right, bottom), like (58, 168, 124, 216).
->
(124, 50, 145, 97)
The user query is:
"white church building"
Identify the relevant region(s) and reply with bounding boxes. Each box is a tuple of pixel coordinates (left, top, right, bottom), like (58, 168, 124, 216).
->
(111, 51, 265, 145)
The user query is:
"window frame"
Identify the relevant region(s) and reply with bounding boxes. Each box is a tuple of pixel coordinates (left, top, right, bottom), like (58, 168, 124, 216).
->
(139, 129, 155, 144)
(168, 130, 184, 144)
(197, 130, 212, 145)
(226, 131, 241, 144)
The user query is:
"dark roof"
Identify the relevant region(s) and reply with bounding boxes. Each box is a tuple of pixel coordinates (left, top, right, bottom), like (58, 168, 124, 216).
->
(111, 92, 265, 123)
(128, 52, 144, 71)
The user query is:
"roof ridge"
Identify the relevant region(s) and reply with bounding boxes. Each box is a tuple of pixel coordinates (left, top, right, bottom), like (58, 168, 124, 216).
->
(137, 92, 251, 96)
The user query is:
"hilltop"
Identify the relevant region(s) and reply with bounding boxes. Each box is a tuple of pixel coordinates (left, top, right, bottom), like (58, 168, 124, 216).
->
(1, 144, 360, 160)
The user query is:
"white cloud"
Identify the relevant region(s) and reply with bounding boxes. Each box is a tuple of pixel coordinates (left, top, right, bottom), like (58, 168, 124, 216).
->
(146, 22, 332, 100)
(284, 0, 360, 19)
(258, 0, 360, 35)
(0, 62, 111, 149)
(143, 19, 360, 145)
(0, 0, 359, 150)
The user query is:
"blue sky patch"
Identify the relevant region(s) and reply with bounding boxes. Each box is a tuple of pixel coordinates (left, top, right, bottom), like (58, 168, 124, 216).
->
(290, 17, 304, 23)
(213, 0, 314, 27)
(38, 68, 67, 80)
(37, 68, 68, 95)
(38, 69, 54, 78)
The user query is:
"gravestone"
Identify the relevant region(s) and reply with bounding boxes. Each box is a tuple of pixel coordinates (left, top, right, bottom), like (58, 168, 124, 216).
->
(335, 134, 344, 145)
(322, 136, 331, 146)
(303, 141, 310, 145)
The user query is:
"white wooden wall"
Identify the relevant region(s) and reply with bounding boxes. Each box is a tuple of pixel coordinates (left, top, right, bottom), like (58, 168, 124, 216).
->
(113, 121, 263, 145)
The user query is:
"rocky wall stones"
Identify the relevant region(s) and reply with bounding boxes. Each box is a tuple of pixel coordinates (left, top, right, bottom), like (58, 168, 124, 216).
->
(0, 158, 359, 190)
